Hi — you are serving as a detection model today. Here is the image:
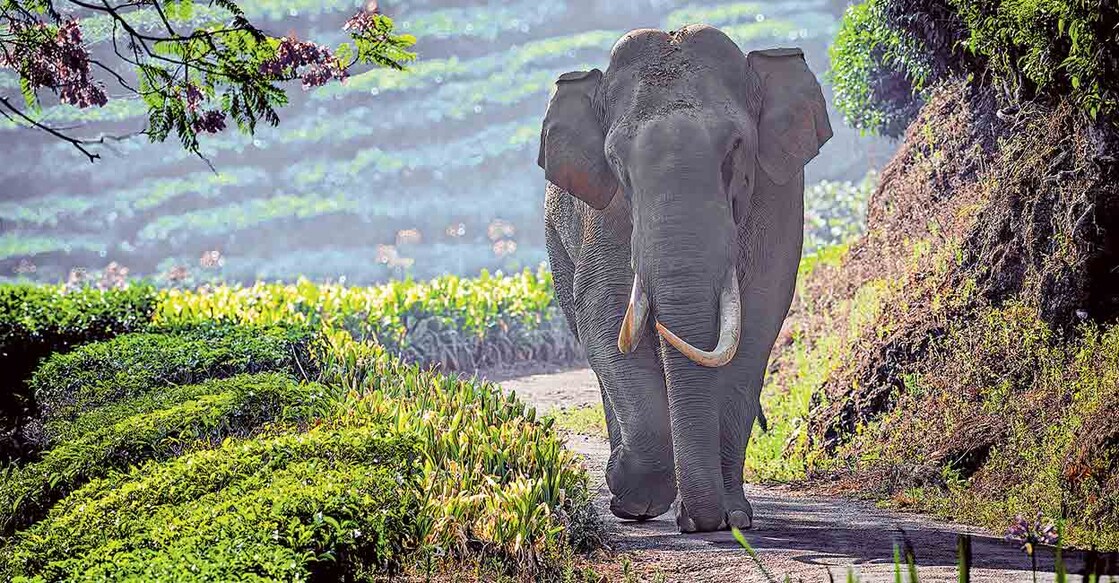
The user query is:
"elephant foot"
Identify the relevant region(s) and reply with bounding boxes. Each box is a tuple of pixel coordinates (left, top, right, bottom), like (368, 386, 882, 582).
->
(725, 506, 753, 530)
(723, 488, 754, 530)
(606, 471, 675, 520)
(609, 493, 669, 521)
(675, 499, 727, 533)
(605, 449, 675, 521)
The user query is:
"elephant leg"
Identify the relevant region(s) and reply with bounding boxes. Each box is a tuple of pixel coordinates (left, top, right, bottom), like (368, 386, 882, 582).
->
(604, 343, 676, 520)
(720, 170, 804, 530)
(581, 299, 675, 521)
(719, 373, 762, 530)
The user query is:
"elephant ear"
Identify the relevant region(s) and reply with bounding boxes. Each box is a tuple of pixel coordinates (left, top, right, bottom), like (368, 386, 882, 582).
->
(538, 69, 618, 210)
(747, 48, 833, 185)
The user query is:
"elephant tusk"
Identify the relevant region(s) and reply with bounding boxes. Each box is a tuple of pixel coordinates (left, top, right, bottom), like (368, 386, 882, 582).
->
(655, 267, 741, 367)
(617, 272, 650, 354)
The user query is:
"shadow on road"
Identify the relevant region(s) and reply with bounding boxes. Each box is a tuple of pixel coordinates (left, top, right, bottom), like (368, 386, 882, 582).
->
(604, 485, 1118, 580)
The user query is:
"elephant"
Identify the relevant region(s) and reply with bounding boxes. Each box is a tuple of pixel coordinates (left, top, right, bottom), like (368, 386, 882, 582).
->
(538, 25, 832, 533)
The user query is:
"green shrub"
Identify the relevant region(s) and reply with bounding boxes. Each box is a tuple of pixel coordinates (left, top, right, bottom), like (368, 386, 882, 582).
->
(829, 0, 931, 137)
(315, 331, 599, 570)
(0, 283, 157, 458)
(951, 0, 1119, 120)
(2, 334, 596, 579)
(1, 424, 420, 581)
(831, 0, 1119, 135)
(29, 323, 317, 429)
(0, 326, 595, 577)
(0, 298, 595, 579)
(0, 373, 332, 537)
(153, 268, 582, 372)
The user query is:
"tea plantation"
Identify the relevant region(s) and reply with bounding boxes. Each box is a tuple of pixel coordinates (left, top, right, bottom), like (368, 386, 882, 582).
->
(0, 0, 883, 285)
(0, 271, 596, 580)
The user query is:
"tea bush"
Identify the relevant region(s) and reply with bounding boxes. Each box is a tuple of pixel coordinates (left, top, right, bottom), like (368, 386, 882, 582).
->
(0, 317, 596, 578)
(29, 323, 317, 429)
(2, 424, 421, 581)
(0, 373, 331, 537)
(0, 283, 157, 456)
(154, 267, 582, 371)
(313, 330, 599, 567)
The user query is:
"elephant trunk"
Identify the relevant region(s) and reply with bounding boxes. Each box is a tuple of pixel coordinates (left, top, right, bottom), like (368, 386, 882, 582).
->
(653, 271, 729, 531)
(654, 267, 740, 367)
(638, 218, 738, 531)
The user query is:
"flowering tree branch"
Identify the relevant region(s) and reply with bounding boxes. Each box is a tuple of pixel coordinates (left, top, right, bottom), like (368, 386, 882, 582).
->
(0, 0, 415, 161)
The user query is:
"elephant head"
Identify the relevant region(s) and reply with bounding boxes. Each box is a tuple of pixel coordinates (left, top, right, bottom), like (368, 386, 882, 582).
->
(539, 25, 831, 368)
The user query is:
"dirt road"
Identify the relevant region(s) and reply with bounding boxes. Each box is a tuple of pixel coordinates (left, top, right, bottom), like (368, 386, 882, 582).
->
(497, 367, 1100, 583)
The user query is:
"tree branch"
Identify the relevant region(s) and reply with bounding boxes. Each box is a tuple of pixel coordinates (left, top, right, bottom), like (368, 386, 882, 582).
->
(0, 94, 100, 161)
(88, 58, 137, 92)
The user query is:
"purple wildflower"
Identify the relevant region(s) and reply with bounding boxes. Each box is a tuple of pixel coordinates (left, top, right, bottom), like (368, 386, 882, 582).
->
(260, 36, 346, 89)
(183, 84, 205, 112)
(1005, 511, 1058, 555)
(343, 10, 381, 34)
(192, 110, 227, 134)
(1, 18, 107, 108)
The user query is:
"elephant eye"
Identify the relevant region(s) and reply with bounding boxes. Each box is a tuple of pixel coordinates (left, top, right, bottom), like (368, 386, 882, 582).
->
(607, 152, 623, 173)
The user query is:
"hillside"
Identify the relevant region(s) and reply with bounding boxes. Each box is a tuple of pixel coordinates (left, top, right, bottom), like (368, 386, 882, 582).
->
(758, 0, 1119, 550)
(0, 0, 884, 285)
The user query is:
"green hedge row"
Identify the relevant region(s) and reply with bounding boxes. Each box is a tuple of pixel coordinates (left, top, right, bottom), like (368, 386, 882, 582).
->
(0, 373, 330, 537)
(3, 424, 419, 581)
(1, 272, 582, 462)
(29, 323, 317, 432)
(152, 270, 584, 374)
(0, 317, 595, 579)
(831, 0, 1119, 136)
(0, 284, 158, 458)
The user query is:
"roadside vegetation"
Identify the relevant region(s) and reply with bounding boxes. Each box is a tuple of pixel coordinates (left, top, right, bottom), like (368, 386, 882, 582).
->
(154, 267, 580, 372)
(737, 0, 1119, 552)
(0, 270, 598, 580)
(1, 269, 581, 462)
(830, 0, 1119, 138)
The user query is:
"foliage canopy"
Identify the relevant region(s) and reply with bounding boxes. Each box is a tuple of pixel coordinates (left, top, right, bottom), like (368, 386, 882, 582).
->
(830, 0, 1119, 136)
(0, 0, 415, 160)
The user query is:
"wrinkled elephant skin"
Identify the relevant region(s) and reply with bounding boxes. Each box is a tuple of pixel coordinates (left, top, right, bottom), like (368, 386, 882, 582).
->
(540, 25, 832, 533)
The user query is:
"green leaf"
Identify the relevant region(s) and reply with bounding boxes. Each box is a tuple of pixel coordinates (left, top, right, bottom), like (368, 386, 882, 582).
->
(19, 77, 40, 114)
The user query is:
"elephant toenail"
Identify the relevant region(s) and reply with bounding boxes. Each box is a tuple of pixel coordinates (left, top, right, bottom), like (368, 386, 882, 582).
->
(728, 509, 753, 529)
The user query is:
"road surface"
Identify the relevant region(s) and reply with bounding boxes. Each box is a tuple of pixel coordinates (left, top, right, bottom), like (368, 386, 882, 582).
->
(496, 367, 1105, 582)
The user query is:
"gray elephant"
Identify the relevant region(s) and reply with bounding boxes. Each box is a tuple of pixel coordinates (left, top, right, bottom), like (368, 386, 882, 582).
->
(539, 25, 831, 533)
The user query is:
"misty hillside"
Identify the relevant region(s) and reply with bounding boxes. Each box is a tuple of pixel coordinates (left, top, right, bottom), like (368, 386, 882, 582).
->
(0, 0, 886, 285)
